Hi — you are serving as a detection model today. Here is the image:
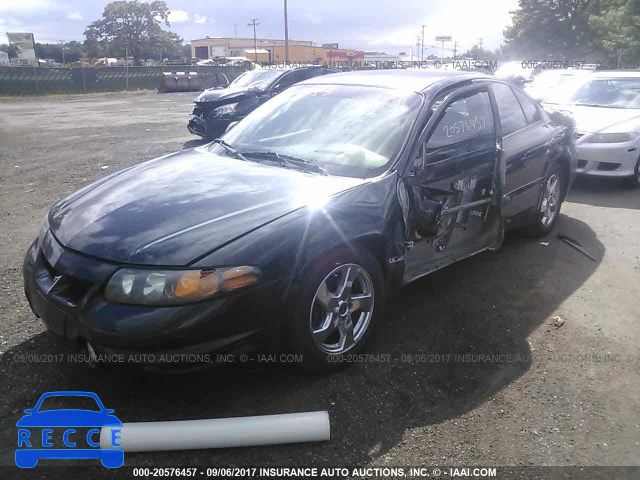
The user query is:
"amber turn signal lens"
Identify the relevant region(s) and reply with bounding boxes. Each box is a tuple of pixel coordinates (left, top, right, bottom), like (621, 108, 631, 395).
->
(174, 271, 219, 298)
(221, 267, 258, 292)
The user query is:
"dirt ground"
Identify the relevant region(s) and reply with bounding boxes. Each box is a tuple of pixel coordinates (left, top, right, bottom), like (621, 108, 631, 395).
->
(0, 92, 638, 479)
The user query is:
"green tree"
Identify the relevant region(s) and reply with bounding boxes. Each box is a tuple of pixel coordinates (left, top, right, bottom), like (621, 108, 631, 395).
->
(589, 0, 640, 65)
(460, 45, 500, 61)
(503, 0, 603, 60)
(33, 41, 86, 63)
(84, 0, 182, 62)
(0, 43, 18, 58)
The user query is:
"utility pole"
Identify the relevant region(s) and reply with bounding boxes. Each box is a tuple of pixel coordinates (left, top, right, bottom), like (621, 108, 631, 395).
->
(478, 37, 484, 55)
(234, 24, 238, 37)
(453, 41, 457, 60)
(58, 40, 65, 65)
(416, 36, 421, 64)
(248, 18, 260, 62)
(421, 25, 426, 63)
(284, 0, 289, 64)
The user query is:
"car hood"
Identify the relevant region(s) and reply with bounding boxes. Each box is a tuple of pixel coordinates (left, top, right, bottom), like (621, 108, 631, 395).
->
(543, 104, 640, 133)
(49, 148, 366, 266)
(194, 86, 262, 105)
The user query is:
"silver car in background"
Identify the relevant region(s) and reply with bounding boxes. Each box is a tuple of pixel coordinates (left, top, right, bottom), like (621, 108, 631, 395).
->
(524, 69, 593, 102)
(543, 71, 640, 187)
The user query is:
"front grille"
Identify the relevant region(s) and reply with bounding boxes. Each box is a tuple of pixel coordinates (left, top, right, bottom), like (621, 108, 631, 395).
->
(577, 160, 588, 168)
(40, 255, 93, 308)
(597, 162, 620, 171)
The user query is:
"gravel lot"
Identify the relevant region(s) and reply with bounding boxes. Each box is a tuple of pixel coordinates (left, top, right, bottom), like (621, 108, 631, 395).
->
(0, 92, 638, 479)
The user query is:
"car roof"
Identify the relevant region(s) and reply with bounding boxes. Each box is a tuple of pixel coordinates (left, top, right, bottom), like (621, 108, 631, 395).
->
(304, 69, 494, 93)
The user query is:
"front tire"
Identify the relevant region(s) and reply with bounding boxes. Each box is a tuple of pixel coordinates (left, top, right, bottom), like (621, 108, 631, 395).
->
(524, 165, 566, 237)
(625, 157, 640, 189)
(290, 247, 384, 372)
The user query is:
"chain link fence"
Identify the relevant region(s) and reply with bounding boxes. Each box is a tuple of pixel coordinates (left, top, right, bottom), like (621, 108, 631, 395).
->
(0, 65, 246, 96)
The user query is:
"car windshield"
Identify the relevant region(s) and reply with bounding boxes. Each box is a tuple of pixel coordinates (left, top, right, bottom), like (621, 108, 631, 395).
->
(37, 395, 102, 412)
(212, 84, 423, 178)
(545, 76, 640, 108)
(227, 69, 284, 91)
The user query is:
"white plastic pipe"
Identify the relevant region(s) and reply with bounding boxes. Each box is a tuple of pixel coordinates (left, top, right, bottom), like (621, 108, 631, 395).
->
(100, 411, 330, 452)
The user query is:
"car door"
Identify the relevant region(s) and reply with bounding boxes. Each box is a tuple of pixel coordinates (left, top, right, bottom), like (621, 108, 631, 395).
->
(490, 82, 551, 220)
(402, 85, 504, 282)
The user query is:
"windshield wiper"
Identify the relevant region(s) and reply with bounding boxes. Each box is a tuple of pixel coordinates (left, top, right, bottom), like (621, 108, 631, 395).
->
(211, 138, 249, 162)
(241, 151, 329, 175)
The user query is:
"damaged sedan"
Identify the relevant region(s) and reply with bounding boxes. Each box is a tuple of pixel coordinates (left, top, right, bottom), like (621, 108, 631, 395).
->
(24, 70, 576, 372)
(188, 66, 337, 139)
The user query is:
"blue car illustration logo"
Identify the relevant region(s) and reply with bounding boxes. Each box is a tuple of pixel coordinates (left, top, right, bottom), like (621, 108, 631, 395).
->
(16, 391, 123, 468)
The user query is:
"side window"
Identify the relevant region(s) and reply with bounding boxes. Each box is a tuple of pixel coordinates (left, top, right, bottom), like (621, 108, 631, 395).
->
(491, 83, 528, 135)
(272, 70, 308, 91)
(514, 89, 542, 124)
(425, 91, 495, 152)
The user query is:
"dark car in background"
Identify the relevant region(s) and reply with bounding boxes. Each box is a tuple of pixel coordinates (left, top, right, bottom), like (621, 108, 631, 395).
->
(24, 70, 575, 372)
(187, 66, 338, 139)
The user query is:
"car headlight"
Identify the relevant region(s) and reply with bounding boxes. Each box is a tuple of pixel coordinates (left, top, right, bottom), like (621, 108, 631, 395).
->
(104, 266, 260, 306)
(584, 132, 638, 143)
(213, 102, 239, 116)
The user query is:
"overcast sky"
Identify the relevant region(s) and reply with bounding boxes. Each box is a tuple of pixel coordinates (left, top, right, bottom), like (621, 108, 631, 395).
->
(1, 0, 519, 55)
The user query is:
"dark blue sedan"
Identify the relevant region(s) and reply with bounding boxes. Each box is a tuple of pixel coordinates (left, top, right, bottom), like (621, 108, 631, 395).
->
(23, 70, 576, 372)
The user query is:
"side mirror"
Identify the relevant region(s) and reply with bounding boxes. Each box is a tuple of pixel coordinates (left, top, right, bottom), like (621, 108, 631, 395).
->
(412, 187, 443, 237)
(225, 121, 239, 132)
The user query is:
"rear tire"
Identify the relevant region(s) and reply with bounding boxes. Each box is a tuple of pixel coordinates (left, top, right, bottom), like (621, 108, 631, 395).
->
(289, 247, 384, 373)
(523, 164, 566, 237)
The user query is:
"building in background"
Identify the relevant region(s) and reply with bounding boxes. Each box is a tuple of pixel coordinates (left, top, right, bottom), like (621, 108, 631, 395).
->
(6, 32, 37, 66)
(364, 51, 402, 65)
(191, 37, 364, 66)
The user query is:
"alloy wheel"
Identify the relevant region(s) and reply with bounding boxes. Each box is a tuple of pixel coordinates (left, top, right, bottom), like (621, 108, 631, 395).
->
(540, 173, 561, 227)
(309, 263, 374, 355)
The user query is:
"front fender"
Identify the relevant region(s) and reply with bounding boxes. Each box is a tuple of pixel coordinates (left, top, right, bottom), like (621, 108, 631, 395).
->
(194, 173, 406, 300)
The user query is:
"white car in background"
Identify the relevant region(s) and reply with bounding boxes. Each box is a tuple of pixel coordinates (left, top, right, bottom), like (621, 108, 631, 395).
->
(543, 71, 640, 187)
(524, 69, 593, 102)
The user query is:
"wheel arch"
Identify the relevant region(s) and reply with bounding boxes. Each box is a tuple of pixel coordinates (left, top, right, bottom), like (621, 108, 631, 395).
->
(285, 233, 393, 303)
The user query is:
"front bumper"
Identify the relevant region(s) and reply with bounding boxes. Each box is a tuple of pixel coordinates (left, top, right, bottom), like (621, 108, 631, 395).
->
(187, 109, 233, 140)
(575, 139, 639, 177)
(22, 233, 279, 367)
